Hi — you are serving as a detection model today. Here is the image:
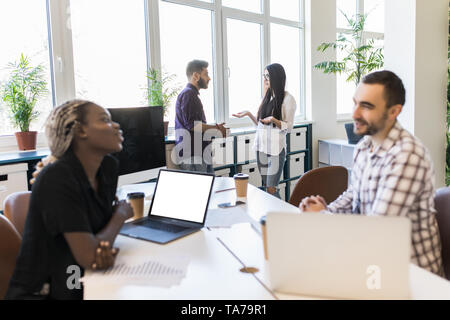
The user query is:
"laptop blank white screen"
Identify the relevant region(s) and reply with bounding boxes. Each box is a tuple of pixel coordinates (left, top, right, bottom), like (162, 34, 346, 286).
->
(149, 170, 214, 223)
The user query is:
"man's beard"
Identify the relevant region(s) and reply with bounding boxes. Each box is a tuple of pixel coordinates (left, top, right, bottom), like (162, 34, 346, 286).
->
(197, 77, 208, 89)
(354, 110, 388, 136)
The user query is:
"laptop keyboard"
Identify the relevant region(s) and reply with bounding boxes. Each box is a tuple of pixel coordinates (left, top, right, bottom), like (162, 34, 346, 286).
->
(134, 219, 190, 233)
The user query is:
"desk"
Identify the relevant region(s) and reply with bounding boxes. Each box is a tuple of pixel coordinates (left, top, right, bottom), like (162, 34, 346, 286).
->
(84, 178, 450, 300)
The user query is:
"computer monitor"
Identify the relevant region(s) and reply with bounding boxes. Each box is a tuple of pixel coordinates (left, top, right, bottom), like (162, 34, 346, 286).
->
(107, 106, 166, 187)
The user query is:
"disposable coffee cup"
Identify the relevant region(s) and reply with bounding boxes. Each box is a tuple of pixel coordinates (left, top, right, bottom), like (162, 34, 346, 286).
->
(233, 173, 249, 198)
(127, 192, 145, 220)
(260, 216, 268, 260)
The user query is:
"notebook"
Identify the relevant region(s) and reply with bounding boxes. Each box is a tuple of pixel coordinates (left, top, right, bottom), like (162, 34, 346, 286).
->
(120, 169, 215, 244)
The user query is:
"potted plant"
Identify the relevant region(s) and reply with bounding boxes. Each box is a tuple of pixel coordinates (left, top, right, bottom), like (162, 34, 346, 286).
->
(145, 68, 182, 137)
(1, 53, 48, 150)
(314, 11, 384, 144)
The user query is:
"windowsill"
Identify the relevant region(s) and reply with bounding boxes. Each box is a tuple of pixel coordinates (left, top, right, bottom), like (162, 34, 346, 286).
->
(336, 114, 353, 123)
(0, 132, 49, 154)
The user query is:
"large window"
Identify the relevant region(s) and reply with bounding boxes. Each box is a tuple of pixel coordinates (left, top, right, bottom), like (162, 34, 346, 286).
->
(336, 0, 384, 116)
(0, 0, 305, 137)
(225, 19, 262, 118)
(159, 2, 214, 124)
(70, 0, 148, 108)
(0, 0, 53, 135)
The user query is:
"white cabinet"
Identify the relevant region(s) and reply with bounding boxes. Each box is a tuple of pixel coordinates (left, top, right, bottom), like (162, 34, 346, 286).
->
(290, 127, 307, 151)
(238, 163, 261, 187)
(214, 168, 231, 178)
(212, 137, 234, 167)
(279, 183, 286, 201)
(318, 139, 356, 170)
(289, 153, 305, 178)
(236, 134, 256, 163)
(318, 139, 355, 186)
(0, 163, 28, 211)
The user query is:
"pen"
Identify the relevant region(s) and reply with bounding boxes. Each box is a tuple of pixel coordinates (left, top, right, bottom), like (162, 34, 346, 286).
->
(215, 187, 236, 193)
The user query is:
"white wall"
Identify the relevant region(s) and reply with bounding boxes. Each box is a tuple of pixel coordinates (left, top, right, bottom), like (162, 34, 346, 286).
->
(384, 0, 448, 188)
(305, 0, 349, 169)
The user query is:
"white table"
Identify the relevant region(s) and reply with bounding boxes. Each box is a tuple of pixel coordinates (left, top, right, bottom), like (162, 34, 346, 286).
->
(84, 178, 450, 300)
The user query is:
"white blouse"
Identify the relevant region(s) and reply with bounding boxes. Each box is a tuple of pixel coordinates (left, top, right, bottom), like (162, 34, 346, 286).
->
(253, 91, 297, 156)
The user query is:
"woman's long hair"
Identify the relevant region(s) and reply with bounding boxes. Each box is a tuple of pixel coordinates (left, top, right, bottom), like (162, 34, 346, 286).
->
(256, 63, 286, 124)
(30, 99, 92, 184)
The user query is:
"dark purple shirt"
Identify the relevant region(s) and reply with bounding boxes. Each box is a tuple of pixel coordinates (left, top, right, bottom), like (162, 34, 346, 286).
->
(175, 83, 209, 158)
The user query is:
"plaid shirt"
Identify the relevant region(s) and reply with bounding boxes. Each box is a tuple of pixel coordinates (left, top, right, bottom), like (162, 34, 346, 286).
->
(327, 121, 444, 276)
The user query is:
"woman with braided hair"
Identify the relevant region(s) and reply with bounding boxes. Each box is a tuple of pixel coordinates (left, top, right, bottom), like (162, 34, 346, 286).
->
(6, 100, 133, 300)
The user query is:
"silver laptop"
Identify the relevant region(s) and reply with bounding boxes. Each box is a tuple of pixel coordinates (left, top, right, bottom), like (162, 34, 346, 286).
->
(266, 212, 411, 299)
(120, 169, 215, 244)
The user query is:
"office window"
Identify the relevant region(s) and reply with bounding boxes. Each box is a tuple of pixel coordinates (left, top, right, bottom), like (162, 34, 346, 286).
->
(336, 0, 356, 29)
(336, 0, 384, 116)
(222, 0, 262, 14)
(270, 0, 301, 22)
(364, 0, 384, 33)
(0, 0, 52, 135)
(271, 23, 301, 116)
(159, 1, 215, 124)
(70, 0, 147, 108)
(225, 19, 262, 118)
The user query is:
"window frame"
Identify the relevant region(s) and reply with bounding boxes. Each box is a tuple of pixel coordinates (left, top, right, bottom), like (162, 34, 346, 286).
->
(0, 0, 305, 140)
(336, 0, 384, 117)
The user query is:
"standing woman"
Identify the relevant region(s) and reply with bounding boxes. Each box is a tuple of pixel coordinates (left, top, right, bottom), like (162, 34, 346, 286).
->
(6, 100, 133, 300)
(233, 63, 296, 198)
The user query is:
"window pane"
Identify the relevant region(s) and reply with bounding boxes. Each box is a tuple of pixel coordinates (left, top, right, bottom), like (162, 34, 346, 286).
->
(270, 0, 300, 22)
(336, 0, 356, 29)
(336, 33, 356, 115)
(70, 0, 147, 108)
(159, 2, 214, 124)
(226, 19, 262, 119)
(364, 0, 384, 33)
(0, 0, 52, 135)
(271, 24, 301, 116)
(222, 0, 262, 13)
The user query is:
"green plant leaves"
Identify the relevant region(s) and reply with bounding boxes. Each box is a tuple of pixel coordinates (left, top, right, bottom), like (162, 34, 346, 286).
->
(314, 10, 384, 87)
(0, 53, 48, 132)
(145, 68, 182, 118)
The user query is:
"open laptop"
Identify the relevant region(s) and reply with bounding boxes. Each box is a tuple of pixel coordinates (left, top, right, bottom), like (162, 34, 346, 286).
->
(120, 169, 215, 244)
(266, 212, 411, 299)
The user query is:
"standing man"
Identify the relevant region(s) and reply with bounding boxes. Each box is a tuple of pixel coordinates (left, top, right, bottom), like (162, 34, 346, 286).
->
(174, 60, 226, 173)
(300, 70, 443, 276)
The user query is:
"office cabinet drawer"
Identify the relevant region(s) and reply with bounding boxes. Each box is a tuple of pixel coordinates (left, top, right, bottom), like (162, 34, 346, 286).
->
(211, 137, 234, 167)
(0, 163, 28, 211)
(318, 141, 329, 164)
(289, 127, 307, 151)
(238, 163, 261, 187)
(342, 145, 355, 169)
(278, 182, 286, 201)
(214, 168, 231, 178)
(236, 134, 256, 163)
(329, 144, 342, 166)
(289, 153, 305, 178)
(289, 179, 300, 198)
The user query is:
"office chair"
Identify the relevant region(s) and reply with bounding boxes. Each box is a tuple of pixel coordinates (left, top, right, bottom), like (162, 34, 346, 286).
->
(0, 214, 21, 299)
(435, 186, 450, 280)
(3, 191, 31, 237)
(288, 166, 348, 207)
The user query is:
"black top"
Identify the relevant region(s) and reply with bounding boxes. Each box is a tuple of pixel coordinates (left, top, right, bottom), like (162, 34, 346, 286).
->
(5, 148, 118, 300)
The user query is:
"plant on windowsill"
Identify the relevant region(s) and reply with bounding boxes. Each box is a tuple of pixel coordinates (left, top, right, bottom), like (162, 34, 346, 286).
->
(145, 68, 182, 137)
(0, 54, 48, 150)
(314, 10, 384, 145)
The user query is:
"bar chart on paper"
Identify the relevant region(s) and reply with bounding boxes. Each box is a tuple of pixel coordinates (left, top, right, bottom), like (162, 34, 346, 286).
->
(82, 256, 189, 287)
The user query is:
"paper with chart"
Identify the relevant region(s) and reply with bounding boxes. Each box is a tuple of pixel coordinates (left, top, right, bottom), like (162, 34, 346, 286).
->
(82, 254, 190, 288)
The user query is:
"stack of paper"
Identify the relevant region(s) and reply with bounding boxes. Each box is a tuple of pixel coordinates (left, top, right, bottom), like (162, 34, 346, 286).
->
(82, 255, 189, 288)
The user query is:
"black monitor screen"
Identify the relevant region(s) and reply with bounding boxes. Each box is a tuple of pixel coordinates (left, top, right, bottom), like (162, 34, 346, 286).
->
(108, 106, 166, 176)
